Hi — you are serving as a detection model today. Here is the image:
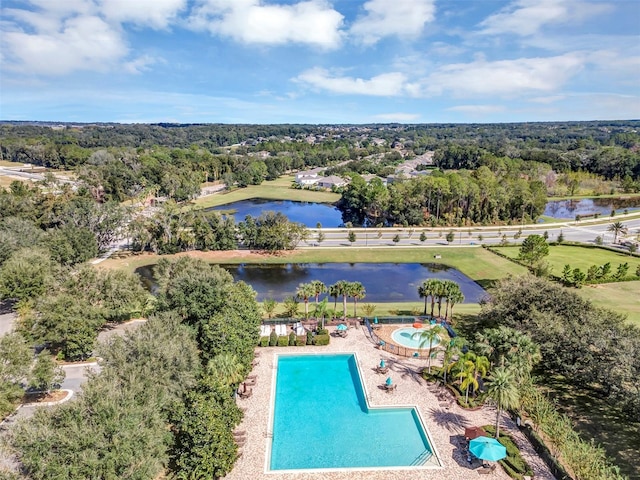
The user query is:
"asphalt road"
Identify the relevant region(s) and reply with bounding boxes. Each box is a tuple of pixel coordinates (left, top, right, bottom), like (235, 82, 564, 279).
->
(298, 216, 640, 249)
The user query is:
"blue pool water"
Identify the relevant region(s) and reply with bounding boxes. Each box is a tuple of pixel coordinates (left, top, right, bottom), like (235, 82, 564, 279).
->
(392, 327, 441, 349)
(270, 354, 434, 470)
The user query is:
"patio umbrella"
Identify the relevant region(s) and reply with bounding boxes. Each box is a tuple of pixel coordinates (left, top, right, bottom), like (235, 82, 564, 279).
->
(464, 426, 487, 441)
(469, 436, 507, 462)
(337, 324, 348, 331)
(413, 322, 422, 329)
(385, 376, 393, 386)
(379, 359, 386, 368)
(374, 317, 378, 324)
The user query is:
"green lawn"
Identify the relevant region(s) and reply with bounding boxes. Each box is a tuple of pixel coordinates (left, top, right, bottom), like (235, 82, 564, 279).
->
(495, 244, 640, 274)
(577, 281, 640, 326)
(540, 374, 640, 480)
(191, 176, 341, 209)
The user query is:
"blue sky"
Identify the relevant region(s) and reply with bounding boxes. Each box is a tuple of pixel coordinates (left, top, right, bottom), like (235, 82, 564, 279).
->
(1, 0, 639, 124)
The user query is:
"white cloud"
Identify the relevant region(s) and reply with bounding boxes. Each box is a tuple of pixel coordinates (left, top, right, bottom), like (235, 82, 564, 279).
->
(423, 54, 585, 97)
(372, 112, 421, 122)
(295, 68, 410, 96)
(350, 0, 436, 45)
(3, 15, 128, 76)
(478, 0, 610, 36)
(99, 0, 187, 29)
(188, 0, 344, 48)
(447, 105, 505, 114)
(529, 95, 566, 104)
(123, 54, 160, 74)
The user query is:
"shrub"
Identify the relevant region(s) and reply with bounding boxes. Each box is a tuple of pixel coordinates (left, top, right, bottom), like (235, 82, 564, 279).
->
(277, 336, 289, 347)
(317, 328, 328, 336)
(306, 331, 313, 345)
(314, 334, 330, 346)
(259, 336, 269, 347)
(269, 331, 278, 347)
(288, 332, 296, 346)
(296, 335, 306, 346)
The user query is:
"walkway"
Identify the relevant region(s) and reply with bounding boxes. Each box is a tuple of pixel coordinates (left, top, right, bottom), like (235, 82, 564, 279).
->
(224, 325, 555, 480)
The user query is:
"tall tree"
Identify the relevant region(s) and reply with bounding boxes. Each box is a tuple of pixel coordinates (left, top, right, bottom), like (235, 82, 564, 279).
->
(517, 234, 549, 266)
(295, 282, 316, 320)
(415, 325, 445, 374)
(350, 281, 366, 317)
(486, 367, 520, 438)
(607, 221, 628, 244)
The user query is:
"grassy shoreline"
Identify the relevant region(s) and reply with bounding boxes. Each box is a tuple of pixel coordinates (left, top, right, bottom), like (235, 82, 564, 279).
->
(191, 176, 341, 209)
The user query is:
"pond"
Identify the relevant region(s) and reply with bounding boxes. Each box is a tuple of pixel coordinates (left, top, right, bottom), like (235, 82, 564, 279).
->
(207, 199, 343, 227)
(544, 197, 640, 219)
(136, 262, 487, 303)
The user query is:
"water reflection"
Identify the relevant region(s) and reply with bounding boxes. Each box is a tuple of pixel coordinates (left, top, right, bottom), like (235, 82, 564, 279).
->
(206, 199, 343, 227)
(544, 197, 640, 218)
(136, 262, 487, 303)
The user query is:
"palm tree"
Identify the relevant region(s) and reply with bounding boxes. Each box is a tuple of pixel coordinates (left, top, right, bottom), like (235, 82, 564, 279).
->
(423, 278, 441, 318)
(262, 298, 277, 319)
(316, 297, 329, 329)
(418, 281, 429, 315)
(350, 281, 366, 317)
(434, 280, 447, 318)
(414, 325, 445, 374)
(608, 221, 628, 244)
(207, 353, 245, 386)
(329, 282, 341, 318)
(442, 336, 464, 385)
(333, 280, 350, 320)
(310, 280, 327, 318)
(486, 367, 520, 438)
(295, 282, 316, 319)
(441, 280, 459, 319)
(448, 288, 465, 322)
(475, 326, 541, 380)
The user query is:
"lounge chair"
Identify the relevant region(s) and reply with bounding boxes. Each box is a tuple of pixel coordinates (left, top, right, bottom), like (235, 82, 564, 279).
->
(375, 365, 389, 374)
(244, 377, 256, 386)
(384, 383, 397, 393)
(238, 386, 253, 399)
(260, 324, 272, 336)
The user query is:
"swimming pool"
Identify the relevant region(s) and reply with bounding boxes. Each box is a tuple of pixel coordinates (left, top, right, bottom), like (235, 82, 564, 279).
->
(269, 354, 438, 471)
(391, 327, 441, 350)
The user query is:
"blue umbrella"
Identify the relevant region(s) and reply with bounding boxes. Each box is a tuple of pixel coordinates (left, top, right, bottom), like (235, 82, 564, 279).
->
(374, 317, 378, 324)
(469, 436, 507, 462)
(379, 359, 386, 368)
(337, 323, 347, 331)
(385, 376, 393, 386)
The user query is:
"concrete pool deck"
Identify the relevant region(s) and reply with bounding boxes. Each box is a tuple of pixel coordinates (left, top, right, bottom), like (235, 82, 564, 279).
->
(224, 324, 555, 480)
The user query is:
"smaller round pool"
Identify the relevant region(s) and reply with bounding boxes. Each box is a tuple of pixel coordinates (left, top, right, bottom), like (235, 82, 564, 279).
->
(391, 327, 441, 349)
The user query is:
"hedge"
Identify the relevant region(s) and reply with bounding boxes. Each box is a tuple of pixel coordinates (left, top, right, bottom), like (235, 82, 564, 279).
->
(314, 334, 330, 346)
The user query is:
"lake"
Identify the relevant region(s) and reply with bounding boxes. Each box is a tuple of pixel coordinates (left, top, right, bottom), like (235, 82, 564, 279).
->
(544, 197, 640, 218)
(136, 262, 487, 303)
(210, 197, 640, 225)
(207, 199, 343, 227)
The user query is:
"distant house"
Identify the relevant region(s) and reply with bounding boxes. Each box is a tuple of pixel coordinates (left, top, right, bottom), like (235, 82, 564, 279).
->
(361, 174, 387, 186)
(295, 167, 325, 186)
(317, 175, 348, 189)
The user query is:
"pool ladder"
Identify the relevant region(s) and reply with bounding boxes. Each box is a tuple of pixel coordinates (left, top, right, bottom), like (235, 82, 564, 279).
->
(263, 431, 273, 438)
(410, 450, 433, 466)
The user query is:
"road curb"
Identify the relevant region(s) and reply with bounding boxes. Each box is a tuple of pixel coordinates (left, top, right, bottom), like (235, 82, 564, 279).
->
(20, 389, 74, 408)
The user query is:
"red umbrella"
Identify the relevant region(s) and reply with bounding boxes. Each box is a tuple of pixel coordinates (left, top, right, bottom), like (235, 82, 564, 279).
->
(465, 426, 487, 440)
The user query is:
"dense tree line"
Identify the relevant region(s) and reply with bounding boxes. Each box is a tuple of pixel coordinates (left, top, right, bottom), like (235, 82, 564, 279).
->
(338, 168, 547, 226)
(478, 275, 640, 421)
(5, 257, 261, 479)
